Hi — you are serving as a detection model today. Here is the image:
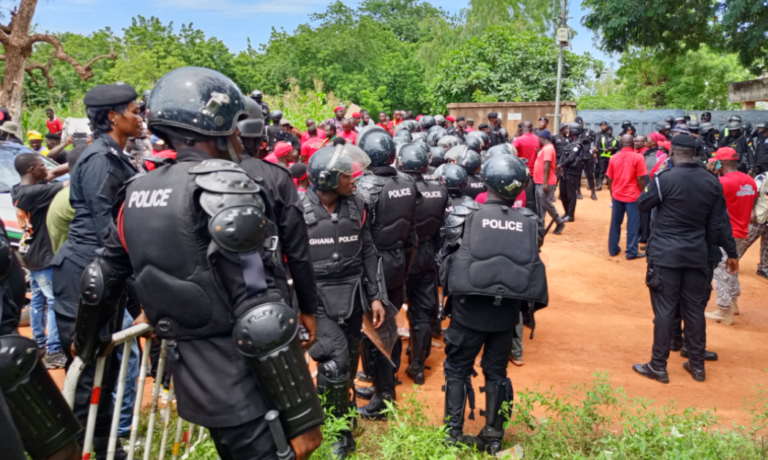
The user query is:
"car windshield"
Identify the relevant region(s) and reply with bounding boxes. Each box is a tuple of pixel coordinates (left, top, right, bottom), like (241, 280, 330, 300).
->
(0, 143, 65, 192)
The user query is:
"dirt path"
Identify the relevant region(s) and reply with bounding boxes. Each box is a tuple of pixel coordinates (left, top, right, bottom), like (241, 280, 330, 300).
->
(33, 187, 768, 431)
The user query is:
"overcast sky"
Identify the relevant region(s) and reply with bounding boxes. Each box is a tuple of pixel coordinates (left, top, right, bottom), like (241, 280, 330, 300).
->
(33, 0, 615, 65)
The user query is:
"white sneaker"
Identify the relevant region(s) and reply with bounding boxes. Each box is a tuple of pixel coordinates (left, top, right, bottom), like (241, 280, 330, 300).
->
(731, 298, 740, 315)
(705, 308, 734, 325)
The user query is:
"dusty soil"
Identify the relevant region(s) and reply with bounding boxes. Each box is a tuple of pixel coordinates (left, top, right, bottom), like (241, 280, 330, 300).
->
(31, 186, 768, 431)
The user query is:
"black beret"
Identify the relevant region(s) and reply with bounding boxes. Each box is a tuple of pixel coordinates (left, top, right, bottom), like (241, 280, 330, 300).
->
(456, 116, 465, 121)
(478, 123, 489, 129)
(671, 134, 698, 148)
(84, 82, 138, 107)
(600, 120, 608, 125)
(487, 112, 499, 118)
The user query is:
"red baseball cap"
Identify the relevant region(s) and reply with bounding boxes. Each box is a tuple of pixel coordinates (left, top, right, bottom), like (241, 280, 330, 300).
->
(273, 141, 293, 157)
(446, 115, 455, 122)
(416, 115, 423, 121)
(710, 147, 738, 162)
(334, 106, 345, 112)
(352, 112, 361, 118)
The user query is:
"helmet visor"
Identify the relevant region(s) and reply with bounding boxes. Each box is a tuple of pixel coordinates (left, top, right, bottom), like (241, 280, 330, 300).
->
(328, 144, 371, 178)
(445, 145, 467, 162)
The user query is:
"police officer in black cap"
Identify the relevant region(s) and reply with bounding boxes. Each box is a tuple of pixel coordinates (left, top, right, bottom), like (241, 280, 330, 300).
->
(559, 122, 584, 221)
(440, 154, 547, 454)
(250, 89, 271, 125)
(49, 82, 140, 459)
(487, 112, 507, 146)
(395, 144, 448, 385)
(356, 126, 419, 420)
(71, 67, 324, 459)
(718, 121, 753, 173)
(302, 144, 386, 457)
(575, 116, 597, 200)
(634, 134, 729, 384)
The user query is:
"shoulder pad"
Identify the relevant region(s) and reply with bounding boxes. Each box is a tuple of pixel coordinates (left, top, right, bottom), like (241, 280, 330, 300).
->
(189, 159, 245, 175)
(145, 156, 176, 169)
(195, 169, 260, 195)
(451, 205, 474, 216)
(444, 225, 463, 243)
(357, 176, 384, 205)
(444, 212, 466, 228)
(357, 174, 387, 186)
(300, 191, 318, 226)
(199, 191, 265, 217)
(515, 206, 536, 218)
(209, 205, 268, 253)
(461, 197, 483, 210)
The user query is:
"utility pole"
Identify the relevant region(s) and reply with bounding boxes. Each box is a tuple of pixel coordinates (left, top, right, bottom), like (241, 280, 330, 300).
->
(553, 0, 569, 132)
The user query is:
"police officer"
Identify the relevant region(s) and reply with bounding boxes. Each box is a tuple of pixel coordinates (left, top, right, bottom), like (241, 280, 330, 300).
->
(553, 123, 569, 165)
(559, 122, 584, 221)
(701, 112, 712, 123)
(634, 134, 729, 383)
(250, 89, 271, 125)
(302, 144, 386, 457)
(440, 154, 547, 454)
(664, 115, 676, 128)
(575, 117, 597, 200)
(238, 98, 318, 339)
(754, 123, 768, 175)
(421, 115, 437, 132)
(655, 121, 672, 141)
(356, 126, 419, 420)
(595, 126, 618, 189)
(440, 164, 470, 218)
(686, 120, 710, 163)
(718, 121, 753, 173)
(49, 82, 140, 459)
(699, 122, 718, 154)
(458, 148, 485, 199)
(267, 109, 283, 149)
(425, 146, 447, 180)
(395, 144, 448, 385)
(619, 120, 632, 136)
(72, 67, 324, 459)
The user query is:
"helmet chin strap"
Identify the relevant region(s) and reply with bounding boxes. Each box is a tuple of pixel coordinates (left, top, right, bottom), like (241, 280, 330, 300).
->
(227, 138, 240, 163)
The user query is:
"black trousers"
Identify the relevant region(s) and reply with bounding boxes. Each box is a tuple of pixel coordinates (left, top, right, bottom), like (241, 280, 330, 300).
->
(209, 415, 278, 460)
(56, 314, 120, 441)
(648, 266, 709, 370)
(309, 302, 363, 376)
(671, 262, 717, 345)
(406, 271, 438, 329)
(580, 156, 596, 190)
(559, 172, 580, 219)
(596, 157, 611, 185)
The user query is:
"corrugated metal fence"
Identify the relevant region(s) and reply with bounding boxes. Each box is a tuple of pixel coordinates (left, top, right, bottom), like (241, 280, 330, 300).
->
(577, 110, 768, 136)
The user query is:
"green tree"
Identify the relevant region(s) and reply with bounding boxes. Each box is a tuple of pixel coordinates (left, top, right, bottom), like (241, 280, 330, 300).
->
(358, 0, 446, 43)
(427, 26, 600, 110)
(581, 0, 768, 74)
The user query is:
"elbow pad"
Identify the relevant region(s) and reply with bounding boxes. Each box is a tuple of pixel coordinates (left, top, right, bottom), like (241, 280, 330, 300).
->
(74, 257, 126, 364)
(233, 301, 324, 439)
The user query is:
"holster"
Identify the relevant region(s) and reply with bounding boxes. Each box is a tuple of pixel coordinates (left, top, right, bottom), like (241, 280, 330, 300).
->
(233, 301, 325, 439)
(0, 335, 83, 459)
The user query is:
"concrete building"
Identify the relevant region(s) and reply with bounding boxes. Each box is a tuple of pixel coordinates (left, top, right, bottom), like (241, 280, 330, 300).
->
(729, 77, 768, 110)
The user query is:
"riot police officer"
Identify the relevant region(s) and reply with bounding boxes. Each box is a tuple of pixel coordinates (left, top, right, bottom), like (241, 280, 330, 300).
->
(302, 145, 386, 457)
(575, 116, 597, 200)
(395, 144, 448, 385)
(440, 154, 547, 454)
(72, 67, 324, 460)
(718, 121, 753, 173)
(356, 126, 419, 420)
(553, 123, 569, 165)
(440, 164, 470, 217)
(559, 122, 584, 221)
(250, 89, 271, 125)
(619, 120, 632, 136)
(655, 121, 672, 141)
(458, 148, 485, 199)
(425, 146, 447, 180)
(687, 120, 710, 162)
(267, 109, 283, 149)
(595, 126, 618, 189)
(699, 122, 718, 153)
(754, 122, 768, 175)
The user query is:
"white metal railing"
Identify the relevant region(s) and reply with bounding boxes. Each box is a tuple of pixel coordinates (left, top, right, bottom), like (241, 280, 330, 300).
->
(62, 324, 207, 460)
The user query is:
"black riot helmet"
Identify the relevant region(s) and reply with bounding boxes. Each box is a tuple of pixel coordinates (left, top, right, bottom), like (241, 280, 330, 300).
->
(567, 121, 583, 138)
(674, 117, 686, 125)
(437, 135, 461, 150)
(687, 120, 700, 133)
(728, 115, 742, 123)
(270, 110, 283, 124)
(147, 67, 247, 159)
(701, 112, 712, 121)
(358, 126, 396, 166)
(485, 143, 517, 158)
(238, 97, 265, 138)
(743, 121, 753, 133)
(464, 135, 483, 152)
(414, 140, 430, 156)
(393, 128, 413, 145)
(435, 114, 446, 127)
(458, 149, 481, 174)
(699, 122, 715, 134)
(480, 154, 529, 201)
(439, 164, 468, 191)
(469, 130, 491, 149)
(251, 90, 263, 101)
(421, 115, 437, 131)
(427, 127, 448, 146)
(396, 143, 430, 173)
(728, 121, 742, 133)
(655, 121, 671, 132)
(430, 146, 447, 167)
(308, 144, 371, 192)
(664, 116, 675, 125)
(621, 120, 631, 129)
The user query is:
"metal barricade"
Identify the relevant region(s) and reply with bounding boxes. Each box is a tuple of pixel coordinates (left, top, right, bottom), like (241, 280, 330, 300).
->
(62, 324, 208, 460)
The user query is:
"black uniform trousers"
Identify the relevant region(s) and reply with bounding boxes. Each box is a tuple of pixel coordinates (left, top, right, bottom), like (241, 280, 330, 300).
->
(596, 157, 611, 186)
(209, 416, 278, 460)
(648, 265, 709, 371)
(309, 301, 363, 377)
(56, 314, 121, 442)
(559, 172, 581, 220)
(406, 271, 438, 329)
(580, 156, 596, 190)
(671, 261, 717, 347)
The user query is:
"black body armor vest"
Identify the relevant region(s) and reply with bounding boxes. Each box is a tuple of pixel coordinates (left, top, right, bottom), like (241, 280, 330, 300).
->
(464, 173, 486, 199)
(409, 176, 448, 274)
(446, 203, 548, 305)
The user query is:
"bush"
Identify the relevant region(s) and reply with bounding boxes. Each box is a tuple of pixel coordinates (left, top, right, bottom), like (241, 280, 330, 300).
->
(263, 80, 348, 129)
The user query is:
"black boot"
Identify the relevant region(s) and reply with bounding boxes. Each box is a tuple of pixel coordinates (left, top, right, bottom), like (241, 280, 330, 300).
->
(354, 386, 374, 400)
(472, 379, 512, 455)
(443, 378, 469, 445)
(330, 430, 356, 459)
(93, 436, 127, 460)
(591, 190, 598, 200)
(357, 342, 395, 420)
(406, 325, 430, 385)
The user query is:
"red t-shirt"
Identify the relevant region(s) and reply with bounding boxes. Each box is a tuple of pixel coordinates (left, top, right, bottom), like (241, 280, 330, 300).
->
(301, 130, 326, 145)
(377, 123, 393, 135)
(720, 171, 757, 238)
(46, 117, 63, 135)
(301, 137, 327, 160)
(339, 130, 357, 145)
(512, 133, 540, 176)
(606, 148, 647, 202)
(533, 144, 557, 185)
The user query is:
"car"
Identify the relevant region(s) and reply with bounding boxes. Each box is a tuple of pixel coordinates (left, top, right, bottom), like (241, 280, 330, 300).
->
(0, 141, 69, 326)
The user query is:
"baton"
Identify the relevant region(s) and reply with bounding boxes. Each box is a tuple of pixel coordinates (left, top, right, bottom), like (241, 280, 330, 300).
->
(265, 410, 295, 460)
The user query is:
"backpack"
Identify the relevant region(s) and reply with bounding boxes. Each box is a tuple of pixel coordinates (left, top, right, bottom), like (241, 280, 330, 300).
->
(752, 173, 768, 224)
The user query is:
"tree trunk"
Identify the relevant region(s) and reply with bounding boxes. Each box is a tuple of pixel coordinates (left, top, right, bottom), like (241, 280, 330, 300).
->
(1, 44, 32, 133)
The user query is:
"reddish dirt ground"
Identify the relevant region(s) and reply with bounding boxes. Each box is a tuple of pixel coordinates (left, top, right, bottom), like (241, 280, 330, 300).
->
(26, 186, 768, 432)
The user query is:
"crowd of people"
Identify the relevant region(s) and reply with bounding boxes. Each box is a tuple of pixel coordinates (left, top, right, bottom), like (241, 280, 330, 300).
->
(1, 65, 767, 460)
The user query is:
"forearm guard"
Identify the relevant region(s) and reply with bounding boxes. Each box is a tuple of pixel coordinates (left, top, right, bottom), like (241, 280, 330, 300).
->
(233, 301, 325, 439)
(74, 257, 126, 364)
(0, 335, 83, 460)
